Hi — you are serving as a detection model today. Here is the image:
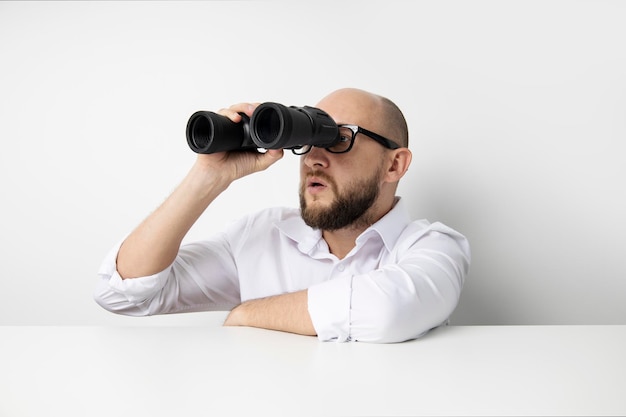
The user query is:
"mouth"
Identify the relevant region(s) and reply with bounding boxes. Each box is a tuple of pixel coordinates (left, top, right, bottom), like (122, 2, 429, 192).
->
(306, 176, 330, 195)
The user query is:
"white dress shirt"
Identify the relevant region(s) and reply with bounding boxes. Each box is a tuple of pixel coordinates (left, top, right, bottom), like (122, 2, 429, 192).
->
(94, 198, 470, 343)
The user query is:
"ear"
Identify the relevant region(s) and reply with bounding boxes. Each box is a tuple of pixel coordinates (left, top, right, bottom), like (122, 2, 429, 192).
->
(384, 148, 412, 183)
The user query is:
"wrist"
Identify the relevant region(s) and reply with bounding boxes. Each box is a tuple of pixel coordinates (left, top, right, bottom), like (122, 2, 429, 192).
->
(224, 304, 246, 327)
(185, 158, 233, 200)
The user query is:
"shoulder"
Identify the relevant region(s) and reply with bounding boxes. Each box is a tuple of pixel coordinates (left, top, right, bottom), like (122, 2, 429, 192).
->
(403, 219, 465, 240)
(397, 219, 471, 260)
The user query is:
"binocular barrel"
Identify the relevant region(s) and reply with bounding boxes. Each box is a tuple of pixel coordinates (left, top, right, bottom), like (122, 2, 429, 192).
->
(186, 102, 339, 154)
(186, 112, 256, 154)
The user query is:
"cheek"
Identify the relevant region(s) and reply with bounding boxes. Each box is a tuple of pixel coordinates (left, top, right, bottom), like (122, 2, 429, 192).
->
(299, 158, 307, 180)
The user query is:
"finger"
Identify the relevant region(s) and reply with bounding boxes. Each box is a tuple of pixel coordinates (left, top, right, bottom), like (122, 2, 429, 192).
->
(257, 149, 284, 171)
(265, 149, 284, 159)
(229, 102, 259, 117)
(216, 107, 243, 122)
(247, 102, 261, 116)
(217, 102, 259, 121)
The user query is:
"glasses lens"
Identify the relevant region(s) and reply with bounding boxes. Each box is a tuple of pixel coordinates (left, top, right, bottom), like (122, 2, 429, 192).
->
(327, 127, 354, 153)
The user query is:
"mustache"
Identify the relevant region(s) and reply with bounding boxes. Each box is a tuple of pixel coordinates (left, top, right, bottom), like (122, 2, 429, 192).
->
(303, 170, 337, 188)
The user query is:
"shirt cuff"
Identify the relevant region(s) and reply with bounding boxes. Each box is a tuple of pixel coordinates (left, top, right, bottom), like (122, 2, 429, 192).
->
(307, 276, 352, 342)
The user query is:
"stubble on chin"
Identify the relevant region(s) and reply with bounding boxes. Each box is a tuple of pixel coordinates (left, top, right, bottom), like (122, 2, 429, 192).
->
(299, 171, 380, 231)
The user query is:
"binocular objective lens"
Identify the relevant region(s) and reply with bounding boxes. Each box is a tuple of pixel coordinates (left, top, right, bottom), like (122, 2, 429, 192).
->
(191, 117, 212, 150)
(253, 107, 282, 145)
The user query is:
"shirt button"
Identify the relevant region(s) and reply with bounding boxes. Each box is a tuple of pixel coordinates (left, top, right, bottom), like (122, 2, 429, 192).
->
(337, 264, 345, 272)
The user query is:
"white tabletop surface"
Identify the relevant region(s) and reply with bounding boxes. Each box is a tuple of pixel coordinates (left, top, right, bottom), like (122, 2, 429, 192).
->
(1, 324, 624, 416)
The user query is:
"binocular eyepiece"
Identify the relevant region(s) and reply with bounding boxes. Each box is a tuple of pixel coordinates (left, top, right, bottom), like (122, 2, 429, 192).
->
(186, 102, 339, 154)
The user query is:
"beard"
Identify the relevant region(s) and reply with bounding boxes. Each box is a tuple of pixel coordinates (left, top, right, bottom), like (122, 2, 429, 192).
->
(299, 168, 382, 231)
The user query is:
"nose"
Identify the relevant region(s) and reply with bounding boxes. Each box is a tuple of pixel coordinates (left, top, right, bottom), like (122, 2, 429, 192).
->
(302, 146, 329, 169)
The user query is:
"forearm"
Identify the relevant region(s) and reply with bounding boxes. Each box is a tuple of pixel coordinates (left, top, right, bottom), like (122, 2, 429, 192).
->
(117, 160, 230, 279)
(224, 290, 316, 336)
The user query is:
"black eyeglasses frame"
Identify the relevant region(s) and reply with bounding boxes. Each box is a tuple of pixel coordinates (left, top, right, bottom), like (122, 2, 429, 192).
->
(292, 124, 401, 155)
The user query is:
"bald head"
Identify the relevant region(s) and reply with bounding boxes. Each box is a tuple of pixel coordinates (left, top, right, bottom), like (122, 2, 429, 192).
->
(316, 88, 409, 148)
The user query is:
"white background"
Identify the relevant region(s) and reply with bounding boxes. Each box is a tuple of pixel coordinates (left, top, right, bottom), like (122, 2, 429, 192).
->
(1, 0, 624, 326)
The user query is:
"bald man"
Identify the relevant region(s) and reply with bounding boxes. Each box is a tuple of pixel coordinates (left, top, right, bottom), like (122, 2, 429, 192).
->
(95, 88, 470, 343)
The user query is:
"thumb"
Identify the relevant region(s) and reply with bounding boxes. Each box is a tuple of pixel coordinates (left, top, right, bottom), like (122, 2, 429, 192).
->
(257, 149, 284, 170)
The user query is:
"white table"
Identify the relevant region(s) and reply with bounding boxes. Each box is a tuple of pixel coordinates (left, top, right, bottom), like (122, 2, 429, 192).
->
(1, 325, 624, 416)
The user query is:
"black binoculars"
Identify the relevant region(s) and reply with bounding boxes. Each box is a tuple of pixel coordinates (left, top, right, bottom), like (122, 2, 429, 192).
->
(186, 102, 339, 154)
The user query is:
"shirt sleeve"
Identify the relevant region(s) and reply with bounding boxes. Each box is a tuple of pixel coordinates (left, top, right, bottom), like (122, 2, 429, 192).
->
(308, 223, 470, 343)
(94, 233, 241, 316)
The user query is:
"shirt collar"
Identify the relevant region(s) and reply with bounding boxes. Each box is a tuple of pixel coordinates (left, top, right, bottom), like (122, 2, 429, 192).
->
(275, 197, 410, 254)
(358, 197, 411, 251)
(274, 214, 323, 256)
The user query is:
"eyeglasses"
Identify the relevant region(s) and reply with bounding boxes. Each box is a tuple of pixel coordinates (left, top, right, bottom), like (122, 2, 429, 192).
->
(292, 124, 401, 155)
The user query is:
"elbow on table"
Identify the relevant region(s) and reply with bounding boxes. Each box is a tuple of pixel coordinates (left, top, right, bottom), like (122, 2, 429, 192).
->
(93, 279, 151, 317)
(352, 295, 454, 344)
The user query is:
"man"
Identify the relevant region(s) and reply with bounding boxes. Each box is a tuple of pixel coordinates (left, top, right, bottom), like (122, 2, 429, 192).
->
(95, 88, 470, 343)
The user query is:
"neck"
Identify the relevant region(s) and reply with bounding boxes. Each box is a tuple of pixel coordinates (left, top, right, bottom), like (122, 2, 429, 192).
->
(321, 196, 395, 259)
(322, 227, 365, 260)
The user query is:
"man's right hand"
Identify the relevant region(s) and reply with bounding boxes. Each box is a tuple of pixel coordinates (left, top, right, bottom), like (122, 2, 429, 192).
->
(193, 103, 284, 189)
(116, 101, 283, 279)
